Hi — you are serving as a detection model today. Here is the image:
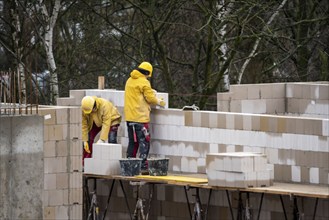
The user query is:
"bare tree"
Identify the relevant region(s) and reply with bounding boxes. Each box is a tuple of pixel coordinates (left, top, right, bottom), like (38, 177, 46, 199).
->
(237, 0, 288, 84)
(1, 0, 327, 109)
(0, 0, 39, 104)
(235, 0, 329, 83)
(11, 0, 26, 104)
(35, 0, 61, 104)
(0, 0, 72, 104)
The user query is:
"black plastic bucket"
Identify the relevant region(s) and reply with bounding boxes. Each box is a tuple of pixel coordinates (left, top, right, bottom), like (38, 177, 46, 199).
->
(119, 158, 142, 176)
(148, 158, 169, 176)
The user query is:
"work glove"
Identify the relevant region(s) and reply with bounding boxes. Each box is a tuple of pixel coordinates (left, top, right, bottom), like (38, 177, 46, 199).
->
(97, 139, 105, 143)
(157, 98, 166, 107)
(83, 141, 90, 153)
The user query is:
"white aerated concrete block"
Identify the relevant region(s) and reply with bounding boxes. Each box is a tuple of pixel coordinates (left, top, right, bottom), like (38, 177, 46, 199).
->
(206, 152, 272, 187)
(226, 145, 235, 152)
(254, 154, 267, 171)
(56, 97, 76, 106)
(223, 156, 232, 171)
(84, 158, 95, 174)
(84, 143, 122, 175)
(188, 157, 198, 173)
(92, 144, 102, 159)
(209, 143, 219, 153)
(101, 144, 122, 160)
(310, 167, 319, 184)
(291, 166, 301, 182)
(256, 170, 271, 187)
(181, 157, 189, 172)
(231, 156, 253, 172)
(206, 153, 224, 171)
(94, 143, 122, 160)
(84, 158, 120, 175)
(226, 172, 235, 186)
(323, 120, 329, 136)
(207, 170, 217, 186)
(234, 172, 257, 188)
(85, 90, 125, 107)
(217, 171, 226, 186)
(318, 137, 329, 152)
(243, 115, 252, 130)
(206, 152, 268, 172)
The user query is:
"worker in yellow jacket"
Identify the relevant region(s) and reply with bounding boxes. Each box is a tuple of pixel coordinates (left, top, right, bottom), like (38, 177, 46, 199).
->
(81, 96, 121, 164)
(124, 62, 166, 173)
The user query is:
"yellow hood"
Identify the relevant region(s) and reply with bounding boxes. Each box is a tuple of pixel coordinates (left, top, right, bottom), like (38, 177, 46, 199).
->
(124, 70, 158, 123)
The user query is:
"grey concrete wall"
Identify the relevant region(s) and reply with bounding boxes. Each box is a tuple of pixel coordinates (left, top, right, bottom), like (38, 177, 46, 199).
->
(0, 115, 44, 219)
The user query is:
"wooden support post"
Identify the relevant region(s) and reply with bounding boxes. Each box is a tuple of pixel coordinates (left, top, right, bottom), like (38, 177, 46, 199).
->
(98, 76, 105, 90)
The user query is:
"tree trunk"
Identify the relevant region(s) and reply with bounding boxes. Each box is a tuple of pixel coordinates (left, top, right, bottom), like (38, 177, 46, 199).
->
(237, 0, 288, 84)
(11, 2, 26, 105)
(45, 30, 59, 104)
(40, 0, 61, 104)
(217, 0, 233, 92)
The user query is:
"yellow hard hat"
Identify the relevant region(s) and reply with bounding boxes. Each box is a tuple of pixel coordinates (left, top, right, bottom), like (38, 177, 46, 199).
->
(137, 62, 153, 77)
(81, 96, 95, 114)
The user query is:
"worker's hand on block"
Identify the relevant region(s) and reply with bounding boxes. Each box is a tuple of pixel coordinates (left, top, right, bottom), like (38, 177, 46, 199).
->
(97, 139, 105, 143)
(157, 98, 166, 108)
(83, 141, 91, 153)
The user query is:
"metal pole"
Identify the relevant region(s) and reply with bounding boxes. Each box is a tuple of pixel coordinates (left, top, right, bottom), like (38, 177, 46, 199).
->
(184, 186, 192, 219)
(204, 189, 212, 220)
(145, 183, 155, 220)
(226, 190, 235, 220)
(119, 180, 133, 220)
(312, 198, 318, 220)
(236, 191, 243, 220)
(102, 180, 116, 220)
(84, 177, 91, 219)
(279, 195, 288, 220)
(256, 193, 264, 220)
(293, 196, 299, 220)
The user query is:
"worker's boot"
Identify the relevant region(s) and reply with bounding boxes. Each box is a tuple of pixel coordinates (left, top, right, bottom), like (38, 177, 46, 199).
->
(140, 169, 149, 175)
(140, 159, 149, 175)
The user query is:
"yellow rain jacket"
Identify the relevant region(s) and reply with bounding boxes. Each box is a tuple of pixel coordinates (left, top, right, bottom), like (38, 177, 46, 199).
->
(82, 96, 121, 142)
(124, 69, 159, 123)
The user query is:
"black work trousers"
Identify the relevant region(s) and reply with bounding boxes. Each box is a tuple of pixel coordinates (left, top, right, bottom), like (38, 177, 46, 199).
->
(126, 122, 150, 170)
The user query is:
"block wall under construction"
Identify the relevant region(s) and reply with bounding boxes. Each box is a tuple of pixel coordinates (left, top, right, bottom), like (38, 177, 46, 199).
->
(56, 82, 328, 219)
(1, 82, 328, 219)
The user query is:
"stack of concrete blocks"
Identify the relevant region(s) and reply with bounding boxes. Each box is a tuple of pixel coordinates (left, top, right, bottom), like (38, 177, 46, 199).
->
(217, 82, 329, 118)
(217, 83, 286, 114)
(84, 143, 122, 175)
(286, 82, 329, 118)
(206, 152, 273, 188)
(38, 106, 83, 219)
